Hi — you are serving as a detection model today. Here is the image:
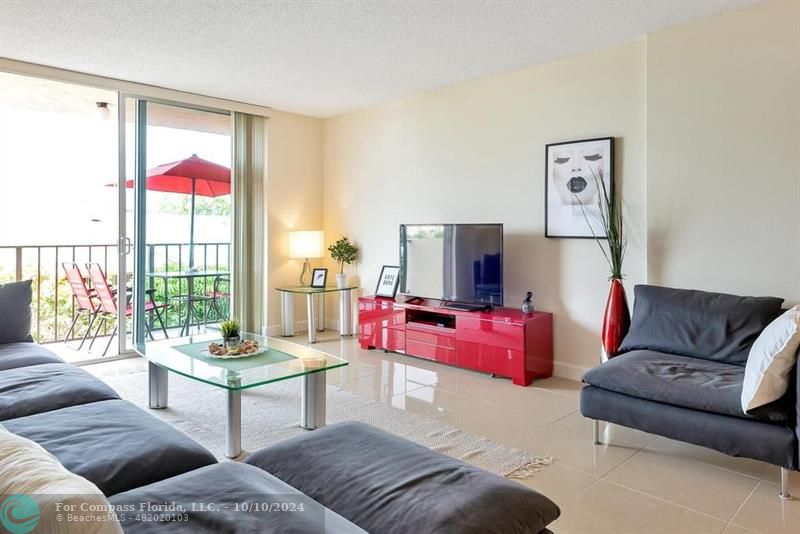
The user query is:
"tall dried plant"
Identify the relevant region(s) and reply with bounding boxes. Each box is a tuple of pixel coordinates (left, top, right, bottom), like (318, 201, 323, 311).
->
(576, 168, 627, 280)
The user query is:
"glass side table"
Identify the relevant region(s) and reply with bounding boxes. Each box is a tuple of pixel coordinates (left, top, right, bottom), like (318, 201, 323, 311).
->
(275, 285, 358, 343)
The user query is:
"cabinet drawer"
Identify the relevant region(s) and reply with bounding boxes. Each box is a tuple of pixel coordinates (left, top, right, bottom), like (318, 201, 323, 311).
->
(405, 327, 456, 349)
(406, 340, 457, 365)
(456, 317, 523, 351)
(456, 341, 522, 376)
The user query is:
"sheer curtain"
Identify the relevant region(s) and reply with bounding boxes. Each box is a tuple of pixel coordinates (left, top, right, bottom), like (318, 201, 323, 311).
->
(231, 113, 266, 333)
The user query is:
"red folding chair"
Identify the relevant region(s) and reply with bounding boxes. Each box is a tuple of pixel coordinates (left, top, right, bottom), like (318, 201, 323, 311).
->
(62, 262, 99, 350)
(85, 263, 168, 356)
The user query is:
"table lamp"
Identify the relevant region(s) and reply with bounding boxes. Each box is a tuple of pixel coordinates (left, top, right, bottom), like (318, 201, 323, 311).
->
(289, 230, 324, 286)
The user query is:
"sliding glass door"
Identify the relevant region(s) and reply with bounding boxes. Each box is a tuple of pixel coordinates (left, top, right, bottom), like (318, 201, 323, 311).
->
(120, 97, 232, 350)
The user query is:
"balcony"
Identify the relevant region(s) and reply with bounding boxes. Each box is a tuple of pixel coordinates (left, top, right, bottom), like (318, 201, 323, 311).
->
(0, 241, 230, 363)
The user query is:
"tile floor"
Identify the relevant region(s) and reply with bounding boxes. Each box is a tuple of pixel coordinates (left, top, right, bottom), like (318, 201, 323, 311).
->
(85, 331, 800, 534)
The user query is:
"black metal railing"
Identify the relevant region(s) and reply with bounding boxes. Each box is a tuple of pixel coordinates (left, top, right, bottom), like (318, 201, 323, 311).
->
(0, 242, 231, 344)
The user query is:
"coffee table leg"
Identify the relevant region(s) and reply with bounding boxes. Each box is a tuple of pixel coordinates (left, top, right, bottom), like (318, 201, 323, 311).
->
(306, 294, 316, 343)
(148, 362, 168, 409)
(226, 388, 242, 458)
(301, 371, 326, 430)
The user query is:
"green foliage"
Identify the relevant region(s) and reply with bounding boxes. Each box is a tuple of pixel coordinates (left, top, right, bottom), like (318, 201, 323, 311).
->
(327, 237, 359, 274)
(219, 319, 240, 338)
(576, 168, 627, 280)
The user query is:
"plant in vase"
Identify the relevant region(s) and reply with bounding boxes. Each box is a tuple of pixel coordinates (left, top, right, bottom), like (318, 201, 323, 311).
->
(577, 168, 630, 361)
(219, 319, 241, 348)
(328, 237, 359, 289)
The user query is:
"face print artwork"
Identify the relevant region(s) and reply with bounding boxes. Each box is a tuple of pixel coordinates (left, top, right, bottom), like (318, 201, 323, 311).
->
(545, 137, 614, 238)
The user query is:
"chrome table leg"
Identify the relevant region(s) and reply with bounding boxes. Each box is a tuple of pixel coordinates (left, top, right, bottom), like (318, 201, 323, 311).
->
(280, 291, 295, 336)
(226, 387, 242, 459)
(148, 362, 168, 409)
(301, 371, 326, 430)
(306, 293, 316, 343)
(339, 289, 353, 336)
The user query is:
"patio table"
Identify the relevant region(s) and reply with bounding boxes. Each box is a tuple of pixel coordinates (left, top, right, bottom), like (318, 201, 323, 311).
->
(146, 270, 229, 336)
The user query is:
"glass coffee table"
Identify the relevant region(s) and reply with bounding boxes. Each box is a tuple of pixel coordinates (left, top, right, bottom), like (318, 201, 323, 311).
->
(136, 332, 348, 459)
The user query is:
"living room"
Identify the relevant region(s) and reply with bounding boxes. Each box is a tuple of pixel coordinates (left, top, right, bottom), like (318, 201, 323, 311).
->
(0, 1, 798, 533)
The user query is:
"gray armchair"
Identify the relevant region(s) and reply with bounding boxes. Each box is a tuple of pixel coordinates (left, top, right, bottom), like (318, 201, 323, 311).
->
(580, 285, 796, 499)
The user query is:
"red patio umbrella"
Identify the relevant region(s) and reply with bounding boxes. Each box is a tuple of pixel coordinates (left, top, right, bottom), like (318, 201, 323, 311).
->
(121, 154, 231, 268)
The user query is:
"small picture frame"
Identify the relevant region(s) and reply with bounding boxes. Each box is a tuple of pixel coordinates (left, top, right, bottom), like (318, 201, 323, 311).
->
(310, 268, 328, 288)
(375, 265, 401, 298)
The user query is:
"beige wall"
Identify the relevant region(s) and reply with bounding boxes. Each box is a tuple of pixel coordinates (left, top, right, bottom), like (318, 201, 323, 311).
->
(265, 110, 323, 331)
(323, 40, 648, 378)
(647, 1, 800, 305)
(321, 2, 799, 378)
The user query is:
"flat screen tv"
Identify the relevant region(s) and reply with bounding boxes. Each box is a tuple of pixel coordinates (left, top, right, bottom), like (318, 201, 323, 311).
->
(399, 224, 503, 306)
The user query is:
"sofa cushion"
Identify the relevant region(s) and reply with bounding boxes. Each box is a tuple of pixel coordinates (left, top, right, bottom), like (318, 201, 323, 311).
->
(3, 399, 217, 496)
(109, 462, 366, 534)
(245, 421, 560, 534)
(581, 385, 797, 469)
(0, 279, 34, 344)
(0, 342, 64, 371)
(0, 362, 120, 421)
(0, 424, 123, 534)
(583, 350, 791, 423)
(618, 285, 784, 366)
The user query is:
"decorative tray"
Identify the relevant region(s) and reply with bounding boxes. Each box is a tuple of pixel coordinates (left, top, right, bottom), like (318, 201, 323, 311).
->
(202, 340, 265, 359)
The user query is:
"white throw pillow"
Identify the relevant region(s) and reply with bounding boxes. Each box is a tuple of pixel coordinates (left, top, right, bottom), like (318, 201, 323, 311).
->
(0, 425, 123, 534)
(742, 305, 800, 413)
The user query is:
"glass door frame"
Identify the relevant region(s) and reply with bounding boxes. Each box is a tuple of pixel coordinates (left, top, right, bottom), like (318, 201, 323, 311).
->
(117, 93, 233, 354)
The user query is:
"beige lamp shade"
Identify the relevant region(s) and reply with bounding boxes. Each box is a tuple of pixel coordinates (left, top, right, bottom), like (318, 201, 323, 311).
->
(289, 230, 324, 259)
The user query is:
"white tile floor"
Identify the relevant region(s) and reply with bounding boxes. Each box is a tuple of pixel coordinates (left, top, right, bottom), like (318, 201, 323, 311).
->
(85, 330, 800, 534)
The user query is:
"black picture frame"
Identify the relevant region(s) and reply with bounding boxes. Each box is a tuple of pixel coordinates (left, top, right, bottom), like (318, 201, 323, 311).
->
(544, 136, 614, 239)
(375, 265, 401, 298)
(310, 268, 328, 288)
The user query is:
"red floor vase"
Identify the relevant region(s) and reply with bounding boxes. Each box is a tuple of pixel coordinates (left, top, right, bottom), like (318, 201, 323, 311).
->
(601, 278, 630, 361)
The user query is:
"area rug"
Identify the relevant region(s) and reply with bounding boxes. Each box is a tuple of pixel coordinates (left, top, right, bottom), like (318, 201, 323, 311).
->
(100, 370, 551, 479)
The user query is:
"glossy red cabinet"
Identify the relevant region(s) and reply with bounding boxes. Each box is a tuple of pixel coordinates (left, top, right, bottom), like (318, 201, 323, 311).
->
(358, 296, 553, 386)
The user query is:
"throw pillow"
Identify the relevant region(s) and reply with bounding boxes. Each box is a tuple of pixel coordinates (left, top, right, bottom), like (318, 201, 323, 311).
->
(0, 279, 34, 344)
(0, 425, 123, 534)
(741, 306, 800, 413)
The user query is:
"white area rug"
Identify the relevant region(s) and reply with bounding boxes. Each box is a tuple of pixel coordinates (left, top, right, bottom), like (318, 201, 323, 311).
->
(101, 370, 550, 479)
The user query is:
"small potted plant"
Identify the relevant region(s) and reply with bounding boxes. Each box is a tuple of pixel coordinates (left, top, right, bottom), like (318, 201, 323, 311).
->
(219, 319, 241, 348)
(328, 237, 359, 289)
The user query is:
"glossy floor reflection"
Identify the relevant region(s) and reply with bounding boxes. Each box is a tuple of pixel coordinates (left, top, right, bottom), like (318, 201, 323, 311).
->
(86, 330, 800, 534)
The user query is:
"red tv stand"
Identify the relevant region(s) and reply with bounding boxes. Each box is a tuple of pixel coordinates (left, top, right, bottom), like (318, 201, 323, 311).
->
(358, 295, 553, 386)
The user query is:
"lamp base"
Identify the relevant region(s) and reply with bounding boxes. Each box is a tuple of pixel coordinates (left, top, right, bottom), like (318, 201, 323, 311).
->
(299, 259, 311, 286)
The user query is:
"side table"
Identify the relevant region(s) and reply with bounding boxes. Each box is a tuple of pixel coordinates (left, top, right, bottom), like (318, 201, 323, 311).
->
(276, 286, 357, 343)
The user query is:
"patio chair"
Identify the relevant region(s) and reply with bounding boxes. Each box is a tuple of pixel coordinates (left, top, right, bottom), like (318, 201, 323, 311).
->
(84, 263, 168, 356)
(62, 262, 99, 350)
(206, 275, 230, 321)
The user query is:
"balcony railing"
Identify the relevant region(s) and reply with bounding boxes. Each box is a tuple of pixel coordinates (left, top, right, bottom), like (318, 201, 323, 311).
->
(0, 242, 231, 344)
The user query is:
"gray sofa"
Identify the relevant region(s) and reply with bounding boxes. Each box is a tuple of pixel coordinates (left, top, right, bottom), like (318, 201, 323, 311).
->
(580, 284, 797, 499)
(0, 281, 560, 533)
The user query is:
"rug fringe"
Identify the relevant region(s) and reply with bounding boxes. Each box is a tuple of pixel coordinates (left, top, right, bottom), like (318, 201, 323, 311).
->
(505, 456, 553, 479)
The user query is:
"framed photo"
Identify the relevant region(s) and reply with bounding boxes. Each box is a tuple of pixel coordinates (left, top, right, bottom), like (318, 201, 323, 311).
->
(375, 265, 401, 298)
(310, 268, 328, 288)
(545, 137, 614, 238)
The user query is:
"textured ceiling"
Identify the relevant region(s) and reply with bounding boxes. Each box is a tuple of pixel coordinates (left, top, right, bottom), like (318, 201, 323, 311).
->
(0, 0, 759, 117)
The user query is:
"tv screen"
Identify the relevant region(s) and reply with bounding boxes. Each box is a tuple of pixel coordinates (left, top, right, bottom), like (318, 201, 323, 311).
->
(399, 224, 503, 305)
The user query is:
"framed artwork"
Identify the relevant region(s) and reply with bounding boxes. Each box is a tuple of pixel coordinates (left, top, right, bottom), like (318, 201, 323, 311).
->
(310, 268, 328, 288)
(375, 265, 401, 298)
(545, 137, 614, 238)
